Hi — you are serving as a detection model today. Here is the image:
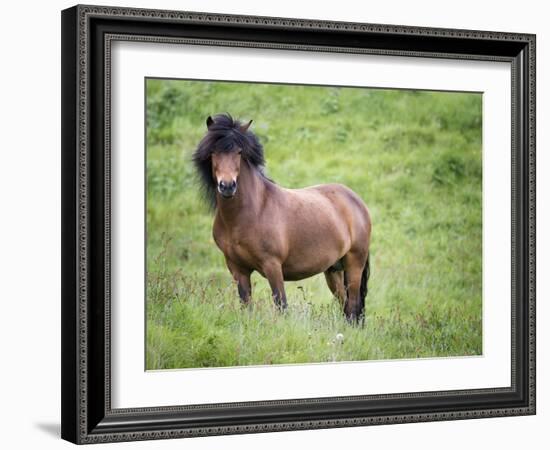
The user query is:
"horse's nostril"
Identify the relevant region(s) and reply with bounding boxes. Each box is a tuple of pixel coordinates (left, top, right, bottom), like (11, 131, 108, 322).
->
(230, 180, 237, 189)
(219, 181, 226, 189)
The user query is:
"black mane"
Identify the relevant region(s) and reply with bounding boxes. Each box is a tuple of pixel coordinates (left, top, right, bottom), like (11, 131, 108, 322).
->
(192, 113, 268, 209)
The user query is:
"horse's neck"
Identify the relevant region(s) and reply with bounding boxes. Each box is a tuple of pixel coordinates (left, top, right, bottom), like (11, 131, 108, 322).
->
(215, 161, 266, 226)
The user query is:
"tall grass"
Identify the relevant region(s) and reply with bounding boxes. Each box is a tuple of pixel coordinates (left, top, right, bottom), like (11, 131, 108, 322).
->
(146, 79, 482, 369)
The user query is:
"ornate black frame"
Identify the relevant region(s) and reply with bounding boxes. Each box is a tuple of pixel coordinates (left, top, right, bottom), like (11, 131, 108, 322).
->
(61, 4, 536, 444)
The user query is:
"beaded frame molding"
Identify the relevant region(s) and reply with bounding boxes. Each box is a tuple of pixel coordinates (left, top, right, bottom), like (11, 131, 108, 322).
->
(61, 4, 536, 444)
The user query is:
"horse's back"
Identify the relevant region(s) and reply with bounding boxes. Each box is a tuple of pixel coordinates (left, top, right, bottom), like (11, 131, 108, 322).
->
(306, 183, 369, 225)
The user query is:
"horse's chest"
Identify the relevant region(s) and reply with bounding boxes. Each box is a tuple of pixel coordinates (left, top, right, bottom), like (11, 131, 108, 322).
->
(214, 230, 259, 267)
(227, 241, 252, 262)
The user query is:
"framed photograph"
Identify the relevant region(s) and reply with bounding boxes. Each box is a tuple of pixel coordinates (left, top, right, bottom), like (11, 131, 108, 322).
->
(61, 4, 536, 444)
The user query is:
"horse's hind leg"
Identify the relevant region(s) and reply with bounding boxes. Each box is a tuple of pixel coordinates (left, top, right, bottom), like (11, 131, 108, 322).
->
(342, 251, 368, 323)
(324, 269, 346, 308)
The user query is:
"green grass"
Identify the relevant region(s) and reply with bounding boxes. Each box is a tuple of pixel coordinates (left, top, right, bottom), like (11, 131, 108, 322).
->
(145, 79, 483, 370)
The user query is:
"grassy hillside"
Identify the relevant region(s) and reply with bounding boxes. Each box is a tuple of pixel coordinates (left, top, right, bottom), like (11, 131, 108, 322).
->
(145, 79, 482, 369)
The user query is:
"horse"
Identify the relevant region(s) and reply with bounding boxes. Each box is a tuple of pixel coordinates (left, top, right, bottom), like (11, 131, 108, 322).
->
(192, 113, 372, 322)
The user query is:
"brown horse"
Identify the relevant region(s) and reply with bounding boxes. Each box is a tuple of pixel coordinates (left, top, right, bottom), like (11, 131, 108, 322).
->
(193, 114, 372, 322)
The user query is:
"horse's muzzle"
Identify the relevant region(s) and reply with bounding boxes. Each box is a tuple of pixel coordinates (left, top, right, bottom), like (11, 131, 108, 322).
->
(218, 180, 237, 198)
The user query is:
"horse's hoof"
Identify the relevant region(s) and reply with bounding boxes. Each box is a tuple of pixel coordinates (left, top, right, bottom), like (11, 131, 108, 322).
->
(345, 313, 365, 326)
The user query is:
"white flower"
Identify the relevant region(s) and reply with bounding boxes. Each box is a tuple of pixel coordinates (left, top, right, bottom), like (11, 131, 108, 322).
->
(335, 333, 344, 343)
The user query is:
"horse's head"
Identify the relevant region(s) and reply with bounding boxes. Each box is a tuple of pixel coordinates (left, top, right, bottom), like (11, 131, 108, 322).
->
(193, 114, 265, 208)
(207, 116, 252, 198)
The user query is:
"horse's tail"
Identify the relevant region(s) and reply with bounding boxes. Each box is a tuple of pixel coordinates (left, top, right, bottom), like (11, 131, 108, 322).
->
(359, 253, 370, 309)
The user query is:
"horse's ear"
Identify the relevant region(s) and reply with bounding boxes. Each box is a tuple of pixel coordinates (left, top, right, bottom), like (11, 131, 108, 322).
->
(206, 116, 214, 129)
(239, 119, 253, 133)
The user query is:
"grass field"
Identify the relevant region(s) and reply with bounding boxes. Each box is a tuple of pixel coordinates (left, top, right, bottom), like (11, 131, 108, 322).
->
(145, 78, 483, 370)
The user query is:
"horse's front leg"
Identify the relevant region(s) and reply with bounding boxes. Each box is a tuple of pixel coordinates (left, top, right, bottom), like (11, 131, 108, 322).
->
(226, 259, 252, 306)
(262, 261, 287, 310)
